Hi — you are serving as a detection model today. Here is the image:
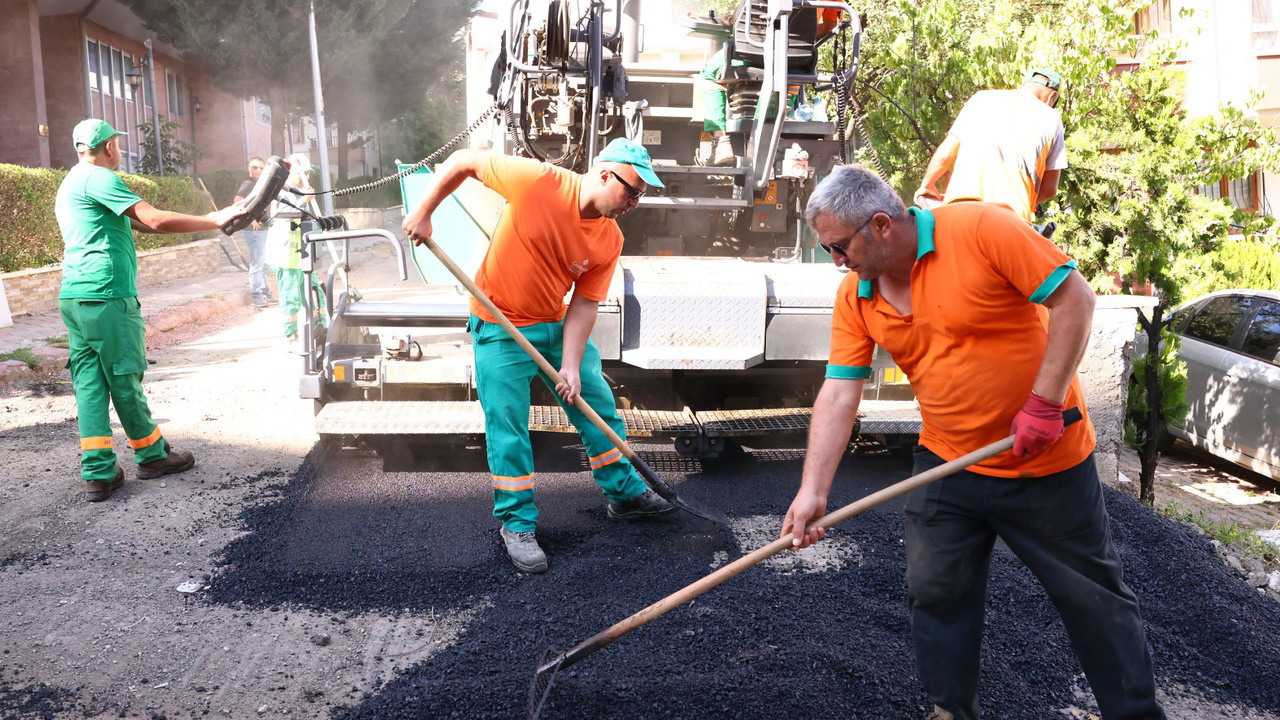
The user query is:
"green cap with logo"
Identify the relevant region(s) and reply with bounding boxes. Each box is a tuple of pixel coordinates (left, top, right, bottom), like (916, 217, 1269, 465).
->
(592, 137, 664, 188)
(72, 119, 127, 152)
(1025, 67, 1062, 92)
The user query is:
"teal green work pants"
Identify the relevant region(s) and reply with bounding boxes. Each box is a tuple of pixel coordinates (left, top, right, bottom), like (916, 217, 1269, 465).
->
(470, 314, 647, 532)
(701, 47, 729, 132)
(273, 267, 327, 337)
(59, 297, 169, 482)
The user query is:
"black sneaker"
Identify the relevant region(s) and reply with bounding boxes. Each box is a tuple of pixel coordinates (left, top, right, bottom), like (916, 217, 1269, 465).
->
(86, 464, 125, 502)
(136, 441, 196, 479)
(607, 488, 677, 520)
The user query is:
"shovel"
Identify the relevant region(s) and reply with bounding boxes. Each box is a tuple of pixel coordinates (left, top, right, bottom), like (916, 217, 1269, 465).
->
(417, 235, 729, 526)
(529, 408, 1083, 718)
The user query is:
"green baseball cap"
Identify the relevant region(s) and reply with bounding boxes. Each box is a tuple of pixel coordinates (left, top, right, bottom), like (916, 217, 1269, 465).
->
(1025, 67, 1062, 92)
(592, 137, 664, 188)
(72, 118, 126, 152)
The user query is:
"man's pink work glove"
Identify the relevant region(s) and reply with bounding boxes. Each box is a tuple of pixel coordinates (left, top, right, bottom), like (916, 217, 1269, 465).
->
(1011, 392, 1065, 458)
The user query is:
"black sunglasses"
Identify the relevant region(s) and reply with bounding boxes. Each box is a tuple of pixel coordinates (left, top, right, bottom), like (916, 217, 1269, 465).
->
(820, 215, 876, 259)
(609, 170, 646, 200)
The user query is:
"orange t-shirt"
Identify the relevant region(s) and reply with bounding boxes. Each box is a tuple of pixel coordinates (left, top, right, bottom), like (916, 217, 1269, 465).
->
(827, 203, 1096, 478)
(469, 153, 623, 326)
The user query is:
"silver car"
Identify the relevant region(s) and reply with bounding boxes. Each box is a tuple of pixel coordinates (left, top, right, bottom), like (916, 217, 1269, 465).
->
(1165, 289, 1280, 481)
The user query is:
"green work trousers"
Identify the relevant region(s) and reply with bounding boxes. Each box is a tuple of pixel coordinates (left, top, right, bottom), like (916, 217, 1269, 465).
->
(59, 297, 168, 482)
(273, 267, 327, 337)
(469, 314, 647, 532)
(701, 47, 730, 133)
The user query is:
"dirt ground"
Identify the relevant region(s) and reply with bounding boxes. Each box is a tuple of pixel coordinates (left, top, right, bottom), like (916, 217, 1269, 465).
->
(3, 256, 1280, 719)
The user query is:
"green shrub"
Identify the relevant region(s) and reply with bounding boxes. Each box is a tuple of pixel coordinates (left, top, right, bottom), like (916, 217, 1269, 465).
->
(1183, 237, 1280, 298)
(1126, 330, 1190, 453)
(335, 175, 404, 210)
(0, 163, 215, 273)
(197, 169, 248, 209)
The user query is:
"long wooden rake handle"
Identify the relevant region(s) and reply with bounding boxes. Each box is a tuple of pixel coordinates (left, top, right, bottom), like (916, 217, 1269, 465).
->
(538, 407, 1082, 675)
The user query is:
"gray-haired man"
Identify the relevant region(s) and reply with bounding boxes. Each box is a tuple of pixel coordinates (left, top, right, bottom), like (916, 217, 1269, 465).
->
(780, 166, 1163, 719)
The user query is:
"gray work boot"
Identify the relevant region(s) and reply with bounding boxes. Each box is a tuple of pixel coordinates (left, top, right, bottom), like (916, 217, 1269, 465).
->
(85, 464, 125, 503)
(607, 488, 677, 520)
(711, 135, 735, 166)
(136, 441, 196, 479)
(499, 526, 549, 573)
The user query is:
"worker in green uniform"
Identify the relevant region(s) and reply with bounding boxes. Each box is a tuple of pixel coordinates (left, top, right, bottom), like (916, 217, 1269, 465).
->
(55, 119, 246, 502)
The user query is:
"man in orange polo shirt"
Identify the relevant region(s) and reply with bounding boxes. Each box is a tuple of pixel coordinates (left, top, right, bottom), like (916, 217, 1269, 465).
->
(779, 166, 1164, 720)
(402, 138, 675, 574)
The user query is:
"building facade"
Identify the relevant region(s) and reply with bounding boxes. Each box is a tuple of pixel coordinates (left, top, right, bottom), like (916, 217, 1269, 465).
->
(3, 0, 269, 174)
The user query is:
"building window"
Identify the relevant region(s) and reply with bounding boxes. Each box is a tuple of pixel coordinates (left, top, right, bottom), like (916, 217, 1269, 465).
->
(292, 120, 307, 144)
(167, 72, 186, 118)
(328, 125, 338, 148)
(1135, 0, 1172, 35)
(123, 54, 135, 102)
(254, 98, 272, 125)
(1255, 0, 1280, 53)
(111, 48, 124, 98)
(87, 40, 99, 91)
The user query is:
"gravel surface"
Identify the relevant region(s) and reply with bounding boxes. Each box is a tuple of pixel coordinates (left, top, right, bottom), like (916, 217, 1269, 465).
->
(3, 250, 1279, 719)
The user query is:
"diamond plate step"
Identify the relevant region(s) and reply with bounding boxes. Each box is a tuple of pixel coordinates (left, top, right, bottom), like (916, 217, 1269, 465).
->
(856, 400, 923, 436)
(315, 401, 698, 437)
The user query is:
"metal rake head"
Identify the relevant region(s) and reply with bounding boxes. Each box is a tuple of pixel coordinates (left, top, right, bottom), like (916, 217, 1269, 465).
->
(528, 647, 565, 720)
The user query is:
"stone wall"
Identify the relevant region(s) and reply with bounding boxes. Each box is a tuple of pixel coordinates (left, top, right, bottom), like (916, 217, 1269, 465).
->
(1084, 295, 1161, 494)
(0, 237, 222, 316)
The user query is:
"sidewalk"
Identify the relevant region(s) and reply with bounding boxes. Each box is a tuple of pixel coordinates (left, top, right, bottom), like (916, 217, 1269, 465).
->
(0, 269, 252, 356)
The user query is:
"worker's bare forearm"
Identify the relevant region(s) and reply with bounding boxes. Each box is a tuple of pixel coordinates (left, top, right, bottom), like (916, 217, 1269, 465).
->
(126, 204, 221, 234)
(1032, 271, 1095, 403)
(798, 378, 863, 498)
(409, 150, 482, 220)
(917, 134, 960, 195)
(560, 293, 598, 371)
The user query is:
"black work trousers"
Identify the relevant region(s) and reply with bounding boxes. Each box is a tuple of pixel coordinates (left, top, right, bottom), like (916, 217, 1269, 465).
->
(904, 448, 1165, 720)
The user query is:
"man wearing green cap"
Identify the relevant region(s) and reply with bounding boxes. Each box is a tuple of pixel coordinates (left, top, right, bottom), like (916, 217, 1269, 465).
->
(401, 138, 673, 572)
(915, 68, 1066, 222)
(56, 119, 246, 502)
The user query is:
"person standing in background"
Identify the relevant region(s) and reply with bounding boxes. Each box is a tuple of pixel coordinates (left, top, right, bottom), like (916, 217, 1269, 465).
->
(234, 157, 273, 308)
(265, 153, 327, 344)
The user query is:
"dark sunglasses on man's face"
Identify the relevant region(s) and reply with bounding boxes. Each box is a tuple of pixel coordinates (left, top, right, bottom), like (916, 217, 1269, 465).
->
(250, 165, 264, 171)
(609, 170, 645, 200)
(820, 215, 875, 259)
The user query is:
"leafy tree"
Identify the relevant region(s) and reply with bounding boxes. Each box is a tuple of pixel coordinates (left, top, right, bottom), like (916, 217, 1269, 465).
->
(834, 0, 1280, 503)
(119, 0, 477, 169)
(135, 119, 209, 175)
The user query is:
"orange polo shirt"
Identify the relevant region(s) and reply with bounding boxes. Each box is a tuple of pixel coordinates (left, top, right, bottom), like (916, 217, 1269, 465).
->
(827, 203, 1096, 478)
(470, 153, 622, 326)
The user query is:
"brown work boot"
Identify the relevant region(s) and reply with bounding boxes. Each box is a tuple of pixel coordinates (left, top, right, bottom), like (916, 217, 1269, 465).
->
(85, 464, 125, 503)
(136, 441, 196, 479)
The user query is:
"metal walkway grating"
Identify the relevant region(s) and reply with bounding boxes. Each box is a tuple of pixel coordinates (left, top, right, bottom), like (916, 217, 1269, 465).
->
(697, 408, 812, 437)
(315, 401, 700, 437)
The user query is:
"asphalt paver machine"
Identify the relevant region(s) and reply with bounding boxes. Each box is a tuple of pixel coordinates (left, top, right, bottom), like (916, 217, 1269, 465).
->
(300, 0, 922, 464)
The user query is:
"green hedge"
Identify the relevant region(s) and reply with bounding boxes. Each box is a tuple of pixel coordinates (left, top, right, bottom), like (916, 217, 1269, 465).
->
(0, 163, 216, 273)
(1183, 237, 1280, 299)
(197, 168, 247, 209)
(335, 175, 404, 210)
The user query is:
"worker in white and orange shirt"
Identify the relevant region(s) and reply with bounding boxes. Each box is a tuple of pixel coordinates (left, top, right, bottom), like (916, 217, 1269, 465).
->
(915, 67, 1067, 222)
(402, 138, 675, 573)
